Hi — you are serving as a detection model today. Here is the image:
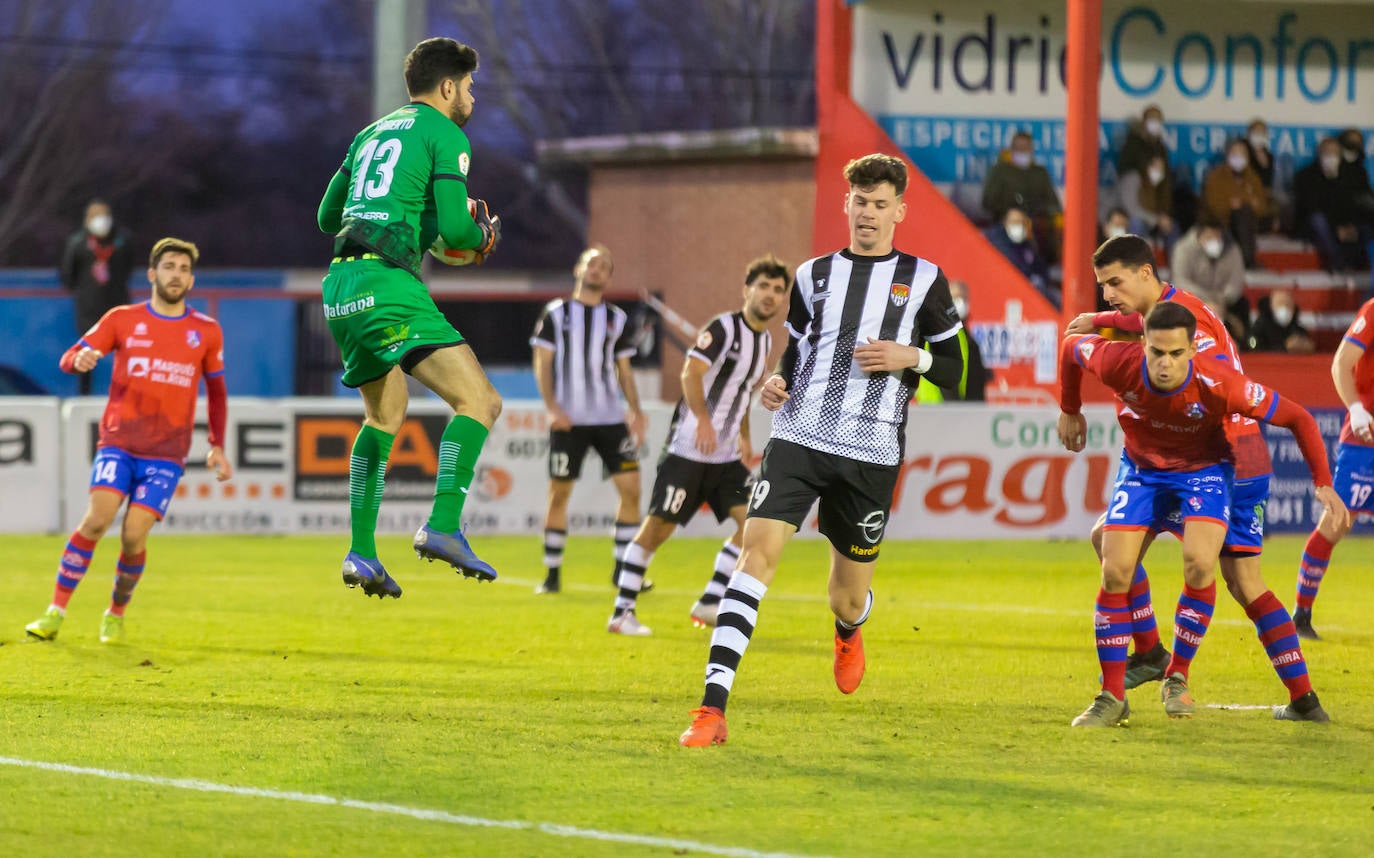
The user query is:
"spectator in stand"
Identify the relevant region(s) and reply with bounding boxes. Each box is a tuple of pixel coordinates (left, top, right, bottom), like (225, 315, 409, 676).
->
(1248, 289, 1315, 354)
(981, 131, 1062, 261)
(1100, 207, 1131, 243)
(59, 199, 135, 395)
(1117, 104, 1169, 178)
(986, 205, 1057, 308)
(1202, 138, 1274, 269)
(1244, 120, 1276, 193)
(1294, 136, 1372, 272)
(1116, 153, 1179, 252)
(1171, 214, 1249, 342)
(1339, 128, 1371, 184)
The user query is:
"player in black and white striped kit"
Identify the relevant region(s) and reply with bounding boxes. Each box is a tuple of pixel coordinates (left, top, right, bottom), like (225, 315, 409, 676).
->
(531, 244, 646, 594)
(679, 154, 965, 747)
(606, 255, 790, 636)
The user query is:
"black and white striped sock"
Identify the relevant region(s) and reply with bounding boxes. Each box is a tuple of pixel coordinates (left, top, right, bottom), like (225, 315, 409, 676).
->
(702, 571, 768, 712)
(699, 540, 740, 606)
(543, 528, 567, 577)
(612, 542, 654, 617)
(613, 519, 639, 563)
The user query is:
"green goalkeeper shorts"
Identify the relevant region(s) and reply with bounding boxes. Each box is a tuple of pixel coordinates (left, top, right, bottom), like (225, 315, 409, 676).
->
(321, 256, 465, 388)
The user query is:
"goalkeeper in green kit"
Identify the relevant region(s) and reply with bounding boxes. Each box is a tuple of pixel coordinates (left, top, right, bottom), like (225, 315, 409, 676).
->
(317, 37, 502, 599)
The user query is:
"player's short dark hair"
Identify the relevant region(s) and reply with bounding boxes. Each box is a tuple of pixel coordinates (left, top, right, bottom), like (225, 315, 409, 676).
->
(1092, 234, 1156, 280)
(744, 254, 790, 289)
(404, 38, 479, 96)
(149, 237, 199, 269)
(1194, 212, 1226, 233)
(844, 154, 907, 196)
(1145, 300, 1196, 340)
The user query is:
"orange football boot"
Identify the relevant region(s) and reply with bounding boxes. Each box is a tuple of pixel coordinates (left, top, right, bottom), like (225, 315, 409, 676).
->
(678, 706, 728, 747)
(834, 629, 866, 694)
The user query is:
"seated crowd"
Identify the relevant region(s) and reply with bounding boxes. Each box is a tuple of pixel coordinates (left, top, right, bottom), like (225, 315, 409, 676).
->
(976, 107, 1372, 353)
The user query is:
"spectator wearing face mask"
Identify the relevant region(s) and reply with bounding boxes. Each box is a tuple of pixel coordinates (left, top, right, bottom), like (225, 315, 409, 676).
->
(1171, 215, 1249, 341)
(59, 198, 135, 395)
(981, 131, 1062, 226)
(985, 205, 1057, 307)
(1248, 289, 1315, 353)
(1244, 119, 1276, 191)
(1294, 136, 1373, 272)
(1202, 138, 1274, 268)
(1115, 152, 1181, 253)
(1117, 104, 1169, 178)
(916, 280, 990, 403)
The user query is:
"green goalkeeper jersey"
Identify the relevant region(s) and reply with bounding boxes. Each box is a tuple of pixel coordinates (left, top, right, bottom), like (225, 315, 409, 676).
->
(319, 102, 482, 275)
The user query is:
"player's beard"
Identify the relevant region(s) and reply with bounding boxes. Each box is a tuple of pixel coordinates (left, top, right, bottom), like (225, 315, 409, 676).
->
(450, 102, 471, 127)
(153, 276, 188, 308)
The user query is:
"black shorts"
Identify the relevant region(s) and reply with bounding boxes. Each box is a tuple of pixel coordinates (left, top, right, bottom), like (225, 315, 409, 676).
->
(548, 424, 639, 481)
(748, 438, 899, 562)
(647, 453, 752, 525)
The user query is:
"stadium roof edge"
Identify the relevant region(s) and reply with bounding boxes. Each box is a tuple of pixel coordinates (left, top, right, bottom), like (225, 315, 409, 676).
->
(535, 127, 818, 167)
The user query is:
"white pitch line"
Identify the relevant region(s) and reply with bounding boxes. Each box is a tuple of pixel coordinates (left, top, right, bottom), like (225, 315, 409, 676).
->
(1204, 704, 1276, 711)
(0, 756, 833, 858)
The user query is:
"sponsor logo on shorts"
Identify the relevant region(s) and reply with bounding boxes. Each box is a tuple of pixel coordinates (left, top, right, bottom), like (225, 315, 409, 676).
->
(848, 544, 880, 556)
(857, 510, 886, 545)
(379, 323, 411, 350)
(324, 295, 377, 319)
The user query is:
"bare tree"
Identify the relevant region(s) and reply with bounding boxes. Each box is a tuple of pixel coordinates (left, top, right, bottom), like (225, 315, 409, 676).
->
(0, 0, 183, 263)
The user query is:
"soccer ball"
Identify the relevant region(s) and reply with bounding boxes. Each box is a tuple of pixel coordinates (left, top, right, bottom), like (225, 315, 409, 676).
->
(429, 235, 480, 266)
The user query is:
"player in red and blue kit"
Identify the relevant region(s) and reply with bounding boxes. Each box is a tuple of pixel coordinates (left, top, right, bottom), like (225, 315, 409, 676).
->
(1291, 296, 1374, 639)
(1059, 301, 1347, 727)
(1066, 235, 1328, 720)
(25, 237, 231, 644)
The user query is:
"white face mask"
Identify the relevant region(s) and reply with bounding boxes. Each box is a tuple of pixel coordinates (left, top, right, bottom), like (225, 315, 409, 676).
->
(1344, 148, 1360, 163)
(1006, 223, 1027, 244)
(86, 214, 112, 238)
(1147, 166, 1165, 185)
(1227, 153, 1248, 172)
(1145, 118, 1164, 137)
(952, 297, 969, 321)
(1107, 225, 1128, 239)
(1321, 155, 1342, 177)
(1272, 306, 1295, 327)
(1201, 238, 1224, 259)
(1248, 132, 1268, 150)
(1010, 151, 1032, 169)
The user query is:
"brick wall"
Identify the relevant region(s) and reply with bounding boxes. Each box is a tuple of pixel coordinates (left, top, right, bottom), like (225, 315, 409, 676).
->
(586, 158, 815, 401)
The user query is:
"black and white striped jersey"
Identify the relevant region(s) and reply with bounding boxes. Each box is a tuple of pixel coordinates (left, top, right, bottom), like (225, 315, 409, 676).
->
(771, 248, 960, 466)
(530, 298, 638, 426)
(664, 311, 772, 464)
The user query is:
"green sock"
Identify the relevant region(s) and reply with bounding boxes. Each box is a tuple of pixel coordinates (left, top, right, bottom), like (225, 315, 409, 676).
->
(349, 425, 394, 558)
(427, 415, 490, 533)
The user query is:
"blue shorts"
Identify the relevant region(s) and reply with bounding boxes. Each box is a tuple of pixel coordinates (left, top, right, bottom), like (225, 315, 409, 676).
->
(1333, 443, 1374, 513)
(1157, 474, 1269, 555)
(89, 447, 183, 520)
(1105, 453, 1230, 533)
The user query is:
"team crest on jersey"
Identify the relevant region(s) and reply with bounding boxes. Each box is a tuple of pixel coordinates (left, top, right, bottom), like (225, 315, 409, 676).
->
(890, 283, 910, 307)
(696, 328, 713, 350)
(1245, 381, 1266, 407)
(1186, 402, 1205, 420)
(186, 330, 201, 348)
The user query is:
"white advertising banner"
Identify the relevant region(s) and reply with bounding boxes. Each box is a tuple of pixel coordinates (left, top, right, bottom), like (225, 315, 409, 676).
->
(0, 397, 62, 533)
(852, 0, 1374, 192)
(58, 398, 1121, 541)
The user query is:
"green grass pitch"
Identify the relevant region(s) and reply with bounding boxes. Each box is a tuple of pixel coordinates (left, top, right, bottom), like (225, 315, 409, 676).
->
(1, 533, 1371, 857)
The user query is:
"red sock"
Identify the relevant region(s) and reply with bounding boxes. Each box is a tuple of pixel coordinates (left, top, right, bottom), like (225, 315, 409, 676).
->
(1296, 531, 1334, 610)
(1128, 565, 1160, 652)
(1165, 581, 1216, 679)
(53, 531, 98, 610)
(1245, 591, 1313, 701)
